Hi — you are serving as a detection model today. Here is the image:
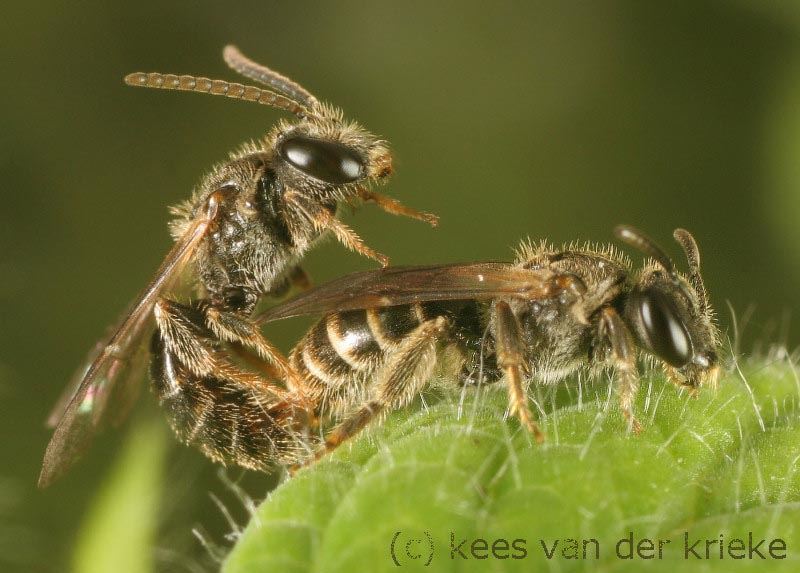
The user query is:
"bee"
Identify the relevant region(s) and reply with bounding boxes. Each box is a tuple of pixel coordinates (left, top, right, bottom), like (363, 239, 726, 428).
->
(38, 45, 437, 487)
(256, 226, 721, 459)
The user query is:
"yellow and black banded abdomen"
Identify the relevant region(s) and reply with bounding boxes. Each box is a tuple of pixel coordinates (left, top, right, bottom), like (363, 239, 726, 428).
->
(288, 301, 480, 415)
(289, 305, 420, 414)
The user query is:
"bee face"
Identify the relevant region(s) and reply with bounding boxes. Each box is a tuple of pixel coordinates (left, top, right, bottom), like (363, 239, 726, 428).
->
(622, 234, 720, 390)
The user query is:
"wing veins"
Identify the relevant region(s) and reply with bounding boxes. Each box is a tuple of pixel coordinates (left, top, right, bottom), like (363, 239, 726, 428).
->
(38, 211, 214, 487)
(255, 263, 555, 323)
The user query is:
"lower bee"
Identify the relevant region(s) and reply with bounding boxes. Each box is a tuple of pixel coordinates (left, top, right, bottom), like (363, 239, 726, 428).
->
(39, 45, 437, 486)
(257, 226, 721, 459)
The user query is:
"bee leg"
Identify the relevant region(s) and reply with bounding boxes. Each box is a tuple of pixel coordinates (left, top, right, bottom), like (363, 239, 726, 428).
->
(458, 349, 502, 386)
(227, 341, 284, 378)
(287, 264, 312, 291)
(150, 329, 304, 471)
(356, 188, 439, 227)
(153, 298, 218, 377)
(493, 301, 545, 443)
(266, 265, 312, 298)
(598, 307, 642, 434)
(203, 306, 305, 392)
(315, 316, 449, 461)
(285, 191, 390, 267)
(154, 298, 295, 391)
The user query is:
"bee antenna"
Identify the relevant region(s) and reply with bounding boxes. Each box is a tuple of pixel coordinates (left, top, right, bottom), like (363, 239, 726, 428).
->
(614, 225, 676, 277)
(673, 228, 709, 310)
(223, 45, 320, 111)
(123, 72, 310, 118)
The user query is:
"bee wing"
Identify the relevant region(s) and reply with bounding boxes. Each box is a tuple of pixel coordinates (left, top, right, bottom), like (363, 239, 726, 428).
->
(255, 262, 556, 323)
(38, 212, 215, 488)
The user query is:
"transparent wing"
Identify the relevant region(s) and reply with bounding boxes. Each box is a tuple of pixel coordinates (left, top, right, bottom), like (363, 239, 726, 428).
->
(38, 213, 214, 487)
(255, 262, 556, 324)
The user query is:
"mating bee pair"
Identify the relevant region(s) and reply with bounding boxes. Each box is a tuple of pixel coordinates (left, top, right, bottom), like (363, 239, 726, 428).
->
(39, 46, 721, 487)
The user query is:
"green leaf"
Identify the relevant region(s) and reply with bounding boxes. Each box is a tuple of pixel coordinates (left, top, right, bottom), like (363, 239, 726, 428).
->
(224, 359, 800, 572)
(73, 416, 168, 573)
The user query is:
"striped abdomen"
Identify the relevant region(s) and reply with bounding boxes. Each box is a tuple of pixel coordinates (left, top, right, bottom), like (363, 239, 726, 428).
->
(150, 330, 303, 470)
(289, 300, 482, 416)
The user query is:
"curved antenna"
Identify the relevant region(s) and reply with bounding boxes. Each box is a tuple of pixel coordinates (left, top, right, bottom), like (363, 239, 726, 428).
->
(123, 72, 309, 118)
(672, 228, 700, 270)
(223, 45, 319, 110)
(673, 228, 709, 309)
(614, 225, 676, 277)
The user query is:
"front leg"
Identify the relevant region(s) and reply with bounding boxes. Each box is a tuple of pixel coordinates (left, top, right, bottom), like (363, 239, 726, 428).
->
(284, 191, 389, 267)
(598, 306, 642, 433)
(356, 187, 439, 227)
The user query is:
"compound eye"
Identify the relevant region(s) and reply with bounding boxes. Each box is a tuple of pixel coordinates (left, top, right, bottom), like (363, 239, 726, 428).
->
(638, 287, 693, 367)
(278, 135, 364, 184)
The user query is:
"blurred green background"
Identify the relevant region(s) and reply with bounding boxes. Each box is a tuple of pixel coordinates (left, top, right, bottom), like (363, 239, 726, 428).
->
(4, 1, 800, 571)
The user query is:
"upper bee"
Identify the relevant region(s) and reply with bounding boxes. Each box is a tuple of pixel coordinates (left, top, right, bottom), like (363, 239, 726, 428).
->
(39, 45, 439, 488)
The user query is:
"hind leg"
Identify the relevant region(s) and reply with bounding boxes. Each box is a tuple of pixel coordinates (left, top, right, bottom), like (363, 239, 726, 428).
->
(204, 305, 302, 389)
(315, 316, 449, 460)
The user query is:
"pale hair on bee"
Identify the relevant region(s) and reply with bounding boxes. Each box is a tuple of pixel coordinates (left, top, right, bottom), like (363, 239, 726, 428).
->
(39, 45, 438, 487)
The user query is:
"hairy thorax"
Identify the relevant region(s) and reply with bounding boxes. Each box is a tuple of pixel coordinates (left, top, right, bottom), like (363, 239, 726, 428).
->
(513, 244, 632, 384)
(170, 151, 337, 312)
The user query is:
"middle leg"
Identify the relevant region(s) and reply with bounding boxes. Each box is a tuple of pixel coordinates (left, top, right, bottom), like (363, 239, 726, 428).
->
(493, 300, 545, 442)
(598, 306, 642, 433)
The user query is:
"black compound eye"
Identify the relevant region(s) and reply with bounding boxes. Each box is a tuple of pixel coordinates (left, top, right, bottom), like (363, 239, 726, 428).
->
(278, 135, 364, 184)
(638, 287, 693, 367)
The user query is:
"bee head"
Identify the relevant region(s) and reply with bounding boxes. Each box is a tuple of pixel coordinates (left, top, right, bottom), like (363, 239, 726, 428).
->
(615, 226, 720, 390)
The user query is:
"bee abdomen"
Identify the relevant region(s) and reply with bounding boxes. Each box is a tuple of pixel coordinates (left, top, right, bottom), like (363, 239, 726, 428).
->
(366, 304, 423, 348)
(289, 305, 425, 411)
(150, 333, 301, 470)
(327, 310, 383, 366)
